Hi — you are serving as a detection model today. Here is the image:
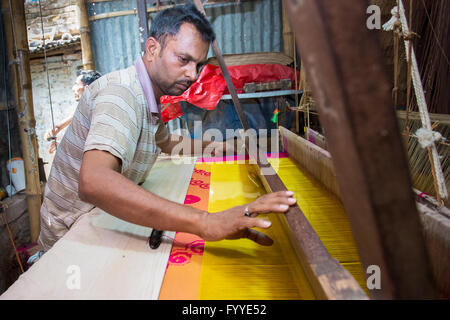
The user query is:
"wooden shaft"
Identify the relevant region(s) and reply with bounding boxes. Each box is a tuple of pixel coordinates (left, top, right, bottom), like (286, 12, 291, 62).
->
(2, 0, 43, 242)
(281, 2, 294, 58)
(77, 0, 95, 70)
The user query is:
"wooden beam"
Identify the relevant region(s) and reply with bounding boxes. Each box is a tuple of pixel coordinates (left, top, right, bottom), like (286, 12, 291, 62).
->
(282, 0, 437, 299)
(88, 1, 246, 21)
(76, 0, 95, 70)
(2, 0, 42, 242)
(397, 111, 450, 125)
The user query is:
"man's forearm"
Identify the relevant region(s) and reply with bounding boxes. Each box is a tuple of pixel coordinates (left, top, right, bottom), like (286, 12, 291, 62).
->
(79, 164, 207, 236)
(160, 134, 230, 156)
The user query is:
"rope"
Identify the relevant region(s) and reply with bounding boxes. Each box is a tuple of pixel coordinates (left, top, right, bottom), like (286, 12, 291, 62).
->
(1, 6, 13, 195)
(293, 35, 300, 134)
(397, 0, 448, 201)
(1, 205, 25, 273)
(38, 0, 57, 149)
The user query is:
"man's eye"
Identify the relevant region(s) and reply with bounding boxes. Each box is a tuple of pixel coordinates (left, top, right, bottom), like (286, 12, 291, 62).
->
(178, 56, 188, 63)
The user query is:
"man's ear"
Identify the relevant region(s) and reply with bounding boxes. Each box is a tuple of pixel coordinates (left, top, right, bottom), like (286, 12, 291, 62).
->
(144, 37, 161, 62)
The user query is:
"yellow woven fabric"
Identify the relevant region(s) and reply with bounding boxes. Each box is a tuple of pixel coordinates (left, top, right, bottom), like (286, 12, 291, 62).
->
(198, 158, 366, 299)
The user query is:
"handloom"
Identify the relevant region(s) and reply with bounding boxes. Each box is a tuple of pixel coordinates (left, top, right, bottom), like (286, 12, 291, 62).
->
(192, 0, 367, 300)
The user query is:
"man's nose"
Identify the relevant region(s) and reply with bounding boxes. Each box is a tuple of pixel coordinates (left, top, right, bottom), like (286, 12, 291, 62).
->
(185, 63, 197, 82)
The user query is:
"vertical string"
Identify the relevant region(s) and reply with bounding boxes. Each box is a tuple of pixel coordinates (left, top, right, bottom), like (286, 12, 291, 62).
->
(293, 35, 299, 135)
(38, 0, 57, 149)
(404, 0, 414, 152)
(2, 35, 13, 197)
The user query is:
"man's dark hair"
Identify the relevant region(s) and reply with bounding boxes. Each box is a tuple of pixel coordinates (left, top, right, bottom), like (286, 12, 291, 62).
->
(149, 3, 215, 50)
(76, 69, 102, 86)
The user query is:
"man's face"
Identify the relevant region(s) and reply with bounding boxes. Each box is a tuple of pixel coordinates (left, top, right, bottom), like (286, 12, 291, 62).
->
(72, 75, 87, 101)
(147, 23, 210, 97)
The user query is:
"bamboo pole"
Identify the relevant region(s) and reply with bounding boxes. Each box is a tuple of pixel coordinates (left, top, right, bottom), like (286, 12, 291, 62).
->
(2, 0, 42, 242)
(76, 0, 95, 70)
(281, 2, 294, 59)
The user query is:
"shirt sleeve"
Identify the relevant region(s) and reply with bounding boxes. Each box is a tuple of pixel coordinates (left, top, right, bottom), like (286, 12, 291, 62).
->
(84, 85, 142, 173)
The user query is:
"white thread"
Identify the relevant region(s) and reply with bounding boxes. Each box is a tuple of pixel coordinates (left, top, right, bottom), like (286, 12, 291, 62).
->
(382, 6, 399, 31)
(415, 128, 442, 149)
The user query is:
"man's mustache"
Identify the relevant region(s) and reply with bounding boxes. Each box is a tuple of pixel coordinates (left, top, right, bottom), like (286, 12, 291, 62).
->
(175, 80, 192, 88)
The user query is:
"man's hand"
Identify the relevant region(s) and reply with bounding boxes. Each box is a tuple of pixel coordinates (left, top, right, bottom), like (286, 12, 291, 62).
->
(45, 125, 61, 141)
(47, 140, 58, 154)
(200, 191, 296, 246)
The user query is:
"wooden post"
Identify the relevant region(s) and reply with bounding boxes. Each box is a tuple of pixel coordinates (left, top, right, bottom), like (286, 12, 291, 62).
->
(2, 0, 42, 242)
(281, 2, 294, 59)
(137, 0, 149, 55)
(76, 0, 95, 70)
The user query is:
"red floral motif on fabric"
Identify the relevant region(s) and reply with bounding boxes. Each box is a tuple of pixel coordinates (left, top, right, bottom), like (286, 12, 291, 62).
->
(189, 178, 210, 189)
(167, 239, 205, 267)
(184, 195, 201, 204)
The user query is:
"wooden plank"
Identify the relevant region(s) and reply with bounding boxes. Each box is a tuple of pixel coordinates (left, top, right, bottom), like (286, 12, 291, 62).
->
(0, 158, 196, 299)
(280, 126, 340, 199)
(282, 0, 437, 299)
(207, 52, 293, 67)
(192, 0, 367, 300)
(397, 111, 450, 125)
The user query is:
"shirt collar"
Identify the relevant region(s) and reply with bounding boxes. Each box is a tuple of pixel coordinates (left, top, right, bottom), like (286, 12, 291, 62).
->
(134, 56, 159, 114)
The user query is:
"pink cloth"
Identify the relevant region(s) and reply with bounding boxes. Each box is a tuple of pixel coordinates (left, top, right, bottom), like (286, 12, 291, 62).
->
(134, 56, 159, 114)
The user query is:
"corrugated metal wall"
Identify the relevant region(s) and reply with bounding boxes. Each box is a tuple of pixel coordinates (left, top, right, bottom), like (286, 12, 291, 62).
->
(87, 0, 284, 134)
(87, 0, 141, 75)
(87, 0, 283, 75)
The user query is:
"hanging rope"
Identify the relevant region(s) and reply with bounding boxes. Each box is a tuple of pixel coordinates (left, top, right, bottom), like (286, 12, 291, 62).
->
(1, 6, 13, 195)
(38, 0, 58, 150)
(384, 0, 448, 203)
(1, 204, 25, 274)
(293, 35, 300, 134)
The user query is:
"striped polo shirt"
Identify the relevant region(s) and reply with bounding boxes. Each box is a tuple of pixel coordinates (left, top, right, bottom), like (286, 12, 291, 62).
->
(38, 61, 169, 251)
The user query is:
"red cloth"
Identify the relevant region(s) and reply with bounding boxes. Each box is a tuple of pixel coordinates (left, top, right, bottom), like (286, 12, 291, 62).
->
(160, 64, 299, 122)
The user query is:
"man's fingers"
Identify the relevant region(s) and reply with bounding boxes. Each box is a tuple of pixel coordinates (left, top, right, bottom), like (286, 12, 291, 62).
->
(245, 228, 273, 246)
(245, 217, 272, 229)
(249, 191, 297, 214)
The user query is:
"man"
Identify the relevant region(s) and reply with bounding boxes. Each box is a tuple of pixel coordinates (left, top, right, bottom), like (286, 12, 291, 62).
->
(45, 69, 102, 153)
(38, 4, 296, 252)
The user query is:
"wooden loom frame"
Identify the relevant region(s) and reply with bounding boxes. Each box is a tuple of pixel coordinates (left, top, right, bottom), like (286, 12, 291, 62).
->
(194, 0, 437, 299)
